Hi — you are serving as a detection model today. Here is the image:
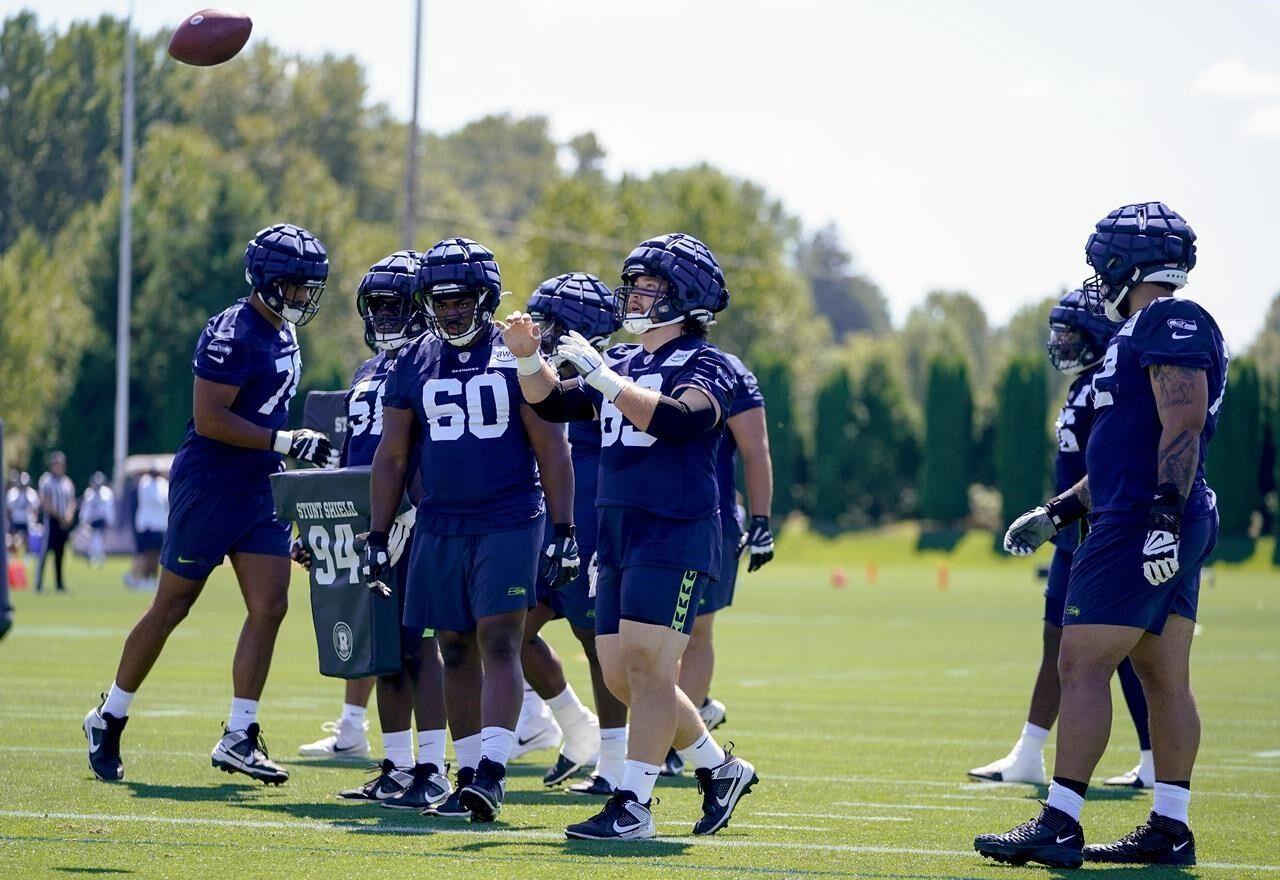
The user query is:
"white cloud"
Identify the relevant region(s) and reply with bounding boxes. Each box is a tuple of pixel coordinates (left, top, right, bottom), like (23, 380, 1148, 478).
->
(1242, 104, 1280, 139)
(1192, 58, 1280, 98)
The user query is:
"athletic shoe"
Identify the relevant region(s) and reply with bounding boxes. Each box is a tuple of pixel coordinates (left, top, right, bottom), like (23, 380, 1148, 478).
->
(559, 710, 601, 766)
(564, 790, 656, 840)
(458, 757, 506, 823)
(974, 805, 1084, 869)
(1084, 812, 1195, 865)
(1104, 762, 1155, 789)
(967, 747, 1047, 784)
(382, 762, 452, 810)
(512, 710, 562, 759)
(426, 766, 474, 819)
(692, 746, 758, 835)
(543, 752, 590, 787)
(337, 759, 414, 801)
(567, 773, 615, 797)
(297, 719, 371, 761)
(211, 723, 289, 785)
(659, 747, 685, 777)
(699, 697, 727, 731)
(83, 699, 127, 782)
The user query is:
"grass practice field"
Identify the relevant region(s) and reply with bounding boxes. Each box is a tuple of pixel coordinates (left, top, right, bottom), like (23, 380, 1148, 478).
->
(2, 528, 1278, 879)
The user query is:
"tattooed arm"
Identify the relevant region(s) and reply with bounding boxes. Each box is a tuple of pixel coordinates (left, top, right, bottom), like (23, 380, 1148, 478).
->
(1149, 364, 1208, 499)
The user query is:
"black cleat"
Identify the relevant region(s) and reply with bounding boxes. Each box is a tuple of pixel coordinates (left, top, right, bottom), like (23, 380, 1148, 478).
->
(567, 773, 615, 797)
(382, 762, 452, 810)
(543, 752, 588, 787)
(337, 759, 414, 801)
(659, 747, 685, 777)
(564, 789, 656, 840)
(1084, 812, 1195, 865)
(975, 805, 1084, 869)
(458, 757, 506, 822)
(692, 745, 758, 835)
(426, 766, 474, 818)
(84, 699, 127, 782)
(210, 723, 289, 785)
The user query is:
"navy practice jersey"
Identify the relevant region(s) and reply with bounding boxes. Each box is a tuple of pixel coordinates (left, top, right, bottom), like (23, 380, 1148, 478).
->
(568, 419, 602, 549)
(589, 336, 736, 520)
(715, 352, 765, 533)
(171, 298, 301, 489)
(382, 326, 543, 535)
(341, 351, 392, 468)
(1051, 372, 1096, 550)
(1086, 298, 1228, 518)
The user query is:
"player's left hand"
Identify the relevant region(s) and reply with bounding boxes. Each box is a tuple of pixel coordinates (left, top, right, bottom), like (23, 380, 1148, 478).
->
(1142, 528, 1180, 585)
(1003, 506, 1056, 556)
(290, 536, 312, 571)
(358, 530, 392, 598)
(557, 331, 626, 401)
(499, 311, 542, 357)
(541, 523, 580, 589)
(739, 515, 775, 572)
(388, 507, 416, 566)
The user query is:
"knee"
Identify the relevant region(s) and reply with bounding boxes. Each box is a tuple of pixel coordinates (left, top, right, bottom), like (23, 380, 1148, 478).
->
(152, 596, 195, 632)
(440, 639, 470, 670)
(1057, 648, 1114, 689)
(1131, 658, 1189, 699)
(246, 593, 288, 626)
(477, 624, 522, 662)
(622, 647, 672, 693)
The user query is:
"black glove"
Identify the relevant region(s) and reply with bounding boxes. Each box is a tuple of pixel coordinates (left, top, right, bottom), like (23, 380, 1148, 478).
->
(1143, 483, 1183, 586)
(540, 523, 580, 589)
(359, 530, 392, 598)
(272, 428, 338, 468)
(738, 515, 775, 573)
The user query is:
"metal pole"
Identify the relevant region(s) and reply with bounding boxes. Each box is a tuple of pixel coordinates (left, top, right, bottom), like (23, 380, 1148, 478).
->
(113, 1, 135, 494)
(402, 0, 423, 247)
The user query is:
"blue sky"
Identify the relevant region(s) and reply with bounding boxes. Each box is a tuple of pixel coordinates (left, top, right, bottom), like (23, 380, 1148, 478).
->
(9, 0, 1280, 349)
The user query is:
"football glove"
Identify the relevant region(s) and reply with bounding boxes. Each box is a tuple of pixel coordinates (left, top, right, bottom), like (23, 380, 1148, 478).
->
(586, 552, 600, 599)
(1002, 492, 1088, 556)
(1142, 483, 1183, 586)
(359, 530, 392, 598)
(556, 331, 626, 402)
(738, 515, 775, 572)
(388, 507, 416, 567)
(289, 536, 312, 571)
(541, 524, 580, 589)
(272, 428, 338, 469)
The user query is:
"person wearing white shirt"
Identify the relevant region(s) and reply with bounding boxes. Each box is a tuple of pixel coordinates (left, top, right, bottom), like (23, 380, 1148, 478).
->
(80, 472, 116, 568)
(128, 470, 169, 589)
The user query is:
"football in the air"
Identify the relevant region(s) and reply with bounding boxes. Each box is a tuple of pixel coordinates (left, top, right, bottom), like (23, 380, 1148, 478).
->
(167, 9, 253, 66)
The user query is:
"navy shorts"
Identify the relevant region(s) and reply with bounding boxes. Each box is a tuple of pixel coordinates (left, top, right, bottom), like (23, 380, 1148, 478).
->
(699, 525, 742, 615)
(1065, 497, 1219, 635)
(160, 477, 290, 580)
(403, 516, 543, 634)
(537, 540, 597, 631)
(1044, 545, 1073, 626)
(135, 530, 164, 553)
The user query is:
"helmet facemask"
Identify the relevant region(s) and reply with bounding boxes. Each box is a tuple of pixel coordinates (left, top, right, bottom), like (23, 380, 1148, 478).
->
(420, 284, 488, 347)
(255, 276, 326, 326)
(1046, 323, 1099, 375)
(614, 273, 685, 335)
(358, 290, 422, 352)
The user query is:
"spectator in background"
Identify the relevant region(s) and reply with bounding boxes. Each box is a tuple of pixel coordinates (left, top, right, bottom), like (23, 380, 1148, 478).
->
(80, 472, 116, 568)
(6, 471, 40, 556)
(36, 451, 76, 593)
(127, 468, 168, 590)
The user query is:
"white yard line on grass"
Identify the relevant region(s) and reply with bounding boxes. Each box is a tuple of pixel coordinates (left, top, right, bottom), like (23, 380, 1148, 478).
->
(0, 809, 1277, 872)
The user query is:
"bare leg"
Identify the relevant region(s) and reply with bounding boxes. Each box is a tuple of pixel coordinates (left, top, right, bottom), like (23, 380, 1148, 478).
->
(1027, 622, 1063, 730)
(476, 609, 526, 731)
(113, 567, 206, 690)
(520, 603, 567, 699)
(1053, 623, 1144, 782)
(1130, 615, 1199, 781)
(678, 611, 716, 707)
(439, 630, 482, 740)
(229, 553, 290, 700)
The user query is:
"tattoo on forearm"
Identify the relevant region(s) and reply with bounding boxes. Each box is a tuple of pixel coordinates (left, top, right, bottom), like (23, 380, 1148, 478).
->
(1074, 477, 1090, 510)
(1151, 364, 1196, 407)
(1158, 429, 1197, 496)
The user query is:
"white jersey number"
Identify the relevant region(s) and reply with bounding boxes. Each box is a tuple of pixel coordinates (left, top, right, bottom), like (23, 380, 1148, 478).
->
(347, 377, 385, 438)
(309, 523, 360, 586)
(422, 374, 511, 441)
(600, 373, 664, 448)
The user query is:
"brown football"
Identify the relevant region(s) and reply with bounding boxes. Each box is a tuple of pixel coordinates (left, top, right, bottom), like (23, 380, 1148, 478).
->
(167, 9, 252, 67)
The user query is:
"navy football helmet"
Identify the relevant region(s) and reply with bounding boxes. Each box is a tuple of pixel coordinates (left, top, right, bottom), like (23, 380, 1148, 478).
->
(244, 223, 329, 326)
(1083, 202, 1196, 322)
(357, 250, 426, 352)
(414, 238, 502, 347)
(1047, 289, 1116, 375)
(615, 233, 730, 334)
(527, 273, 620, 358)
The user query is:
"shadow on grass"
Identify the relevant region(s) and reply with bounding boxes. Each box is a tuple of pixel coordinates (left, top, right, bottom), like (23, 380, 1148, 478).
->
(1042, 868, 1195, 880)
(51, 870, 133, 876)
(521, 838, 694, 858)
(123, 781, 257, 803)
(975, 784, 1146, 804)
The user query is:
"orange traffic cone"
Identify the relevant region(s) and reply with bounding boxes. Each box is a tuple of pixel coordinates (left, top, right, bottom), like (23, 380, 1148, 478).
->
(8, 558, 28, 590)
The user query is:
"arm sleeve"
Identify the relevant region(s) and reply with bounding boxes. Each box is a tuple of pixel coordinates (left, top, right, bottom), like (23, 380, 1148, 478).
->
(1137, 300, 1214, 370)
(191, 329, 254, 386)
(647, 389, 719, 441)
(529, 379, 597, 423)
(671, 349, 736, 423)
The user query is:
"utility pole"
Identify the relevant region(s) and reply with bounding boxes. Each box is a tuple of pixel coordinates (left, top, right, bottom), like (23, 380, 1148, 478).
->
(113, 0, 136, 493)
(403, 0, 424, 248)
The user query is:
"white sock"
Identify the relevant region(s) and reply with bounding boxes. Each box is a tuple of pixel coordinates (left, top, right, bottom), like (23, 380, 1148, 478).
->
(227, 697, 258, 734)
(1045, 781, 1085, 822)
(453, 732, 482, 771)
(620, 759, 661, 803)
(546, 684, 592, 728)
(480, 726, 515, 767)
(341, 702, 367, 725)
(1139, 749, 1155, 781)
(521, 684, 546, 717)
(1153, 782, 1191, 825)
(1018, 721, 1050, 752)
(417, 728, 447, 770)
(102, 683, 135, 719)
(596, 727, 627, 787)
(677, 731, 726, 771)
(383, 729, 414, 769)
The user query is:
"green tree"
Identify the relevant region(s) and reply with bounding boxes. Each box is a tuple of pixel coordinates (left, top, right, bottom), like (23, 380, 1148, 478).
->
(754, 358, 803, 519)
(1206, 357, 1263, 536)
(797, 224, 890, 338)
(847, 352, 920, 522)
(995, 355, 1050, 526)
(811, 365, 854, 526)
(919, 354, 973, 522)
(1247, 292, 1280, 379)
(901, 290, 993, 406)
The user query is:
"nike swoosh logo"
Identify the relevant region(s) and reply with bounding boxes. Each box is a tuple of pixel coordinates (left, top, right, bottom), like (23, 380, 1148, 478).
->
(516, 735, 541, 747)
(332, 743, 363, 754)
(1172, 841, 1189, 852)
(207, 354, 226, 363)
(1171, 332, 1193, 340)
(88, 726, 102, 752)
(1056, 834, 1076, 844)
(642, 771, 658, 777)
(177, 556, 196, 564)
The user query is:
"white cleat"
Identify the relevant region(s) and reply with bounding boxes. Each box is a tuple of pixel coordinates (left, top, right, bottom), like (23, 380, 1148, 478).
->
(1104, 762, 1155, 789)
(298, 719, 371, 761)
(561, 711, 601, 767)
(968, 748, 1047, 785)
(513, 704, 562, 759)
(699, 697, 727, 731)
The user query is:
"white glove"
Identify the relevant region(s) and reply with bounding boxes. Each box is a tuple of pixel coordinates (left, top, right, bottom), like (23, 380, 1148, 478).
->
(586, 552, 599, 599)
(1003, 507, 1057, 556)
(388, 507, 416, 566)
(273, 428, 338, 469)
(557, 331, 626, 402)
(1142, 529, 1180, 586)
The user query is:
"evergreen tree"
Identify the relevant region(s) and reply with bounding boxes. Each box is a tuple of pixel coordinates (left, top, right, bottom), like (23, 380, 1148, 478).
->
(812, 365, 854, 526)
(754, 359, 802, 519)
(1206, 357, 1263, 536)
(847, 353, 920, 523)
(919, 354, 973, 522)
(995, 355, 1050, 527)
